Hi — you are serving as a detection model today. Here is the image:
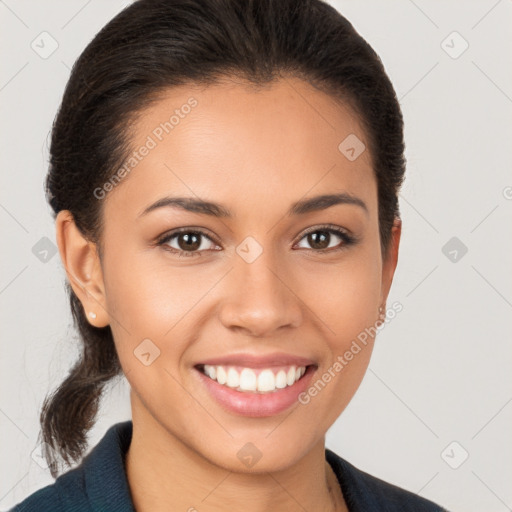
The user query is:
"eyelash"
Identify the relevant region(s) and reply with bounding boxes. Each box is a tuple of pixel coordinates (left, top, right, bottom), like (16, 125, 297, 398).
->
(155, 224, 357, 259)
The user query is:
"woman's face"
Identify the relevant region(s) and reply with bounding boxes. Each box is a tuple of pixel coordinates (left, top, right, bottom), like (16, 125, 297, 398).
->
(82, 76, 400, 472)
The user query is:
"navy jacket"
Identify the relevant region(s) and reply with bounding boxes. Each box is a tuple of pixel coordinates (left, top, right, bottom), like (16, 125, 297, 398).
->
(9, 421, 448, 511)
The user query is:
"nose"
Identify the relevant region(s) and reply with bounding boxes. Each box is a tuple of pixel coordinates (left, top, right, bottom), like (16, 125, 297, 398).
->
(218, 249, 303, 337)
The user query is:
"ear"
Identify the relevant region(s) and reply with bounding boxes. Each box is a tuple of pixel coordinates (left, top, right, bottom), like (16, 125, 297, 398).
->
(55, 210, 109, 328)
(379, 217, 402, 311)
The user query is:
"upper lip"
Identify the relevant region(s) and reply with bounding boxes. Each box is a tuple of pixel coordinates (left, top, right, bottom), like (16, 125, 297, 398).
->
(195, 352, 317, 368)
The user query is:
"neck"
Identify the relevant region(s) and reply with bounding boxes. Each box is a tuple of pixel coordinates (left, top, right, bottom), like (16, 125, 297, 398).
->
(125, 411, 347, 512)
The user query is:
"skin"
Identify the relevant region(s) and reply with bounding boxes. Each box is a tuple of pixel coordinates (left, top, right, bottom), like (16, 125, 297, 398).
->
(56, 75, 401, 512)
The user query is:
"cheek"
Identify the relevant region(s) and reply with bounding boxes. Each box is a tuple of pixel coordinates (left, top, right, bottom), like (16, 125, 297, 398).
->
(101, 245, 225, 382)
(300, 252, 381, 343)
(297, 251, 380, 410)
(101, 244, 201, 332)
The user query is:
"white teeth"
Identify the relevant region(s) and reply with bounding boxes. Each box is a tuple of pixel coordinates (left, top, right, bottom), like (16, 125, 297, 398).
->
(286, 366, 296, 386)
(201, 364, 307, 393)
(226, 367, 240, 388)
(216, 366, 227, 385)
(275, 370, 287, 389)
(239, 368, 257, 391)
(257, 369, 275, 392)
(207, 365, 216, 380)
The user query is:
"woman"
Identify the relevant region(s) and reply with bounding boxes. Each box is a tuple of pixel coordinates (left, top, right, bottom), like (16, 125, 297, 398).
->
(10, 0, 448, 510)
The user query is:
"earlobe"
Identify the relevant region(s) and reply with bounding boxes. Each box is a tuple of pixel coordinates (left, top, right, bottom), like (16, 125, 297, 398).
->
(55, 210, 109, 328)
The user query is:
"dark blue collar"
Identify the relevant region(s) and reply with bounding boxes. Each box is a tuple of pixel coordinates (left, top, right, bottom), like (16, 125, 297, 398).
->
(62, 420, 136, 512)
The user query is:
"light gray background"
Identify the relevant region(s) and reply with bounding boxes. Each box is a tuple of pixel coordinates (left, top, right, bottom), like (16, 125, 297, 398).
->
(1, 1, 511, 511)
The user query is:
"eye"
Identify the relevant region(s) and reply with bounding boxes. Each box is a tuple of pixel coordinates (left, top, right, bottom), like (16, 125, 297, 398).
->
(294, 224, 356, 253)
(157, 228, 219, 258)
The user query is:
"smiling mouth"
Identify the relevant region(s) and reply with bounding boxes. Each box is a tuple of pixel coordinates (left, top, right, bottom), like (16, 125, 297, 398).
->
(195, 363, 316, 394)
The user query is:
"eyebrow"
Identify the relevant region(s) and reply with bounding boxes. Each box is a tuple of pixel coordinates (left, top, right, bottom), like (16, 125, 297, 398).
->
(138, 192, 368, 218)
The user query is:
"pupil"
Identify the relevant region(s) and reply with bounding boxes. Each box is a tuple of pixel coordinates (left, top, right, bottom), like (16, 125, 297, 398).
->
(179, 233, 200, 251)
(309, 231, 329, 249)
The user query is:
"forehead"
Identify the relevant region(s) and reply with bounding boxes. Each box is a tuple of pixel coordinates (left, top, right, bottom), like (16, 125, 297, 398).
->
(104, 76, 376, 221)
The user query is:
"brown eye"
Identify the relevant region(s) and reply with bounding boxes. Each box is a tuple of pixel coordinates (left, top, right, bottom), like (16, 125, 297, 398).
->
(295, 225, 356, 253)
(306, 230, 331, 250)
(158, 229, 219, 257)
(175, 232, 202, 251)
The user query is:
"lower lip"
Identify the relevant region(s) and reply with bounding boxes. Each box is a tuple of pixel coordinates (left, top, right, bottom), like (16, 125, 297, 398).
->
(194, 365, 317, 417)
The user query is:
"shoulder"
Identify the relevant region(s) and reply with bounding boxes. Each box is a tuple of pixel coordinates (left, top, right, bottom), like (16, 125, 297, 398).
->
(326, 448, 449, 512)
(8, 421, 135, 512)
(7, 465, 87, 512)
